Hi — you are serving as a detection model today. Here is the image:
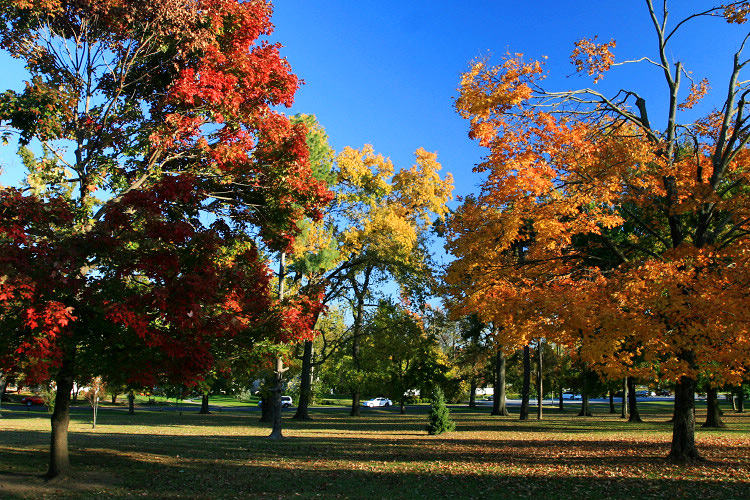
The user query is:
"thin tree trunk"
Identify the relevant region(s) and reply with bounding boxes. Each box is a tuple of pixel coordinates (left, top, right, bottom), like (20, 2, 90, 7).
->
(469, 378, 477, 408)
(47, 354, 75, 480)
(0, 375, 6, 417)
(669, 374, 702, 462)
(111, 393, 117, 404)
(269, 356, 287, 439)
(349, 267, 372, 418)
(627, 377, 642, 423)
(702, 386, 726, 428)
(621, 377, 629, 419)
(199, 394, 210, 414)
(128, 390, 135, 415)
(609, 390, 616, 414)
(536, 340, 543, 420)
(578, 369, 592, 417)
(520, 345, 530, 420)
(558, 385, 563, 411)
(293, 340, 314, 420)
(259, 396, 273, 423)
(736, 385, 745, 413)
(400, 396, 405, 415)
(491, 348, 510, 416)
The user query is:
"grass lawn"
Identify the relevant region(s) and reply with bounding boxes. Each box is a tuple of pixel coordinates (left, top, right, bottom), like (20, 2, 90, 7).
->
(0, 400, 748, 499)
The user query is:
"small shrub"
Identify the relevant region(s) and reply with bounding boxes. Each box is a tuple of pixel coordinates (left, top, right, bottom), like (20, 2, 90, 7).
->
(426, 387, 455, 435)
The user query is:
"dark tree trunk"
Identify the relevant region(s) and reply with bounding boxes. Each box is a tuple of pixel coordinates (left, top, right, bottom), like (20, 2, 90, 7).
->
(621, 377, 629, 419)
(348, 267, 372, 418)
(702, 387, 725, 428)
(127, 390, 135, 415)
(110, 393, 117, 404)
(491, 349, 510, 416)
(669, 375, 702, 462)
(609, 390, 616, 414)
(269, 357, 286, 439)
(558, 385, 563, 411)
(259, 397, 273, 423)
(199, 394, 211, 414)
(736, 385, 745, 413)
(0, 375, 6, 416)
(47, 354, 75, 480)
(577, 369, 592, 417)
(400, 396, 405, 414)
(536, 340, 543, 420)
(293, 340, 314, 420)
(520, 345, 530, 420)
(627, 377, 642, 423)
(469, 378, 477, 408)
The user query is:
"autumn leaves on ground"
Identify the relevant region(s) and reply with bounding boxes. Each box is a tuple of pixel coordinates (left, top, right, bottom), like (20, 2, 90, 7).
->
(2, 403, 749, 499)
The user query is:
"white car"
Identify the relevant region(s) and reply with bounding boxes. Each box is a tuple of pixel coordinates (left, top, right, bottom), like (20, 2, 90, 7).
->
(257, 396, 294, 408)
(362, 397, 392, 407)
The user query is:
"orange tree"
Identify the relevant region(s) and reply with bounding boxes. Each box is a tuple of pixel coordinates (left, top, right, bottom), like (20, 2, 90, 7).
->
(0, 0, 331, 479)
(445, 1, 750, 461)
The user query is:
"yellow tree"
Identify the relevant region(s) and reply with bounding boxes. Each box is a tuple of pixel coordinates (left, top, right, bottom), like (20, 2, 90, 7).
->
(288, 143, 453, 417)
(446, 1, 750, 461)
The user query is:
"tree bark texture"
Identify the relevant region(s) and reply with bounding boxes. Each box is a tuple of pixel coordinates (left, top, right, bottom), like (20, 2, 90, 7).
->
(293, 340, 314, 420)
(469, 378, 477, 408)
(520, 345, 530, 421)
(269, 356, 286, 439)
(621, 377, 629, 419)
(627, 377, 642, 423)
(128, 390, 135, 415)
(736, 385, 745, 413)
(702, 386, 725, 428)
(47, 354, 75, 479)
(491, 349, 510, 416)
(669, 375, 702, 462)
(577, 369, 592, 417)
(199, 394, 210, 414)
(536, 341, 543, 420)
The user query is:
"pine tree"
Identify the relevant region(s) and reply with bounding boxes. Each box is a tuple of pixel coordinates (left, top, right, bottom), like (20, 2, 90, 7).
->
(426, 387, 455, 435)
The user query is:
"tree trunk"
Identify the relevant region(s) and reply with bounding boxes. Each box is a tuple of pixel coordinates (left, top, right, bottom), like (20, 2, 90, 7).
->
(128, 390, 135, 415)
(558, 385, 563, 411)
(491, 349, 510, 416)
(609, 390, 616, 414)
(621, 377, 629, 419)
(259, 396, 273, 423)
(736, 385, 745, 413)
(469, 378, 477, 408)
(269, 356, 286, 439)
(627, 377, 642, 423)
(520, 345, 530, 420)
(199, 394, 210, 414)
(400, 396, 405, 414)
(668, 375, 702, 462)
(702, 386, 726, 428)
(0, 375, 6, 417)
(577, 369, 592, 417)
(536, 340, 543, 420)
(348, 267, 372, 418)
(111, 393, 117, 404)
(47, 355, 75, 480)
(293, 340, 314, 420)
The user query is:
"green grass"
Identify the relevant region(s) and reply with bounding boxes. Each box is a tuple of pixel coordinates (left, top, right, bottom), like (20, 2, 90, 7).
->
(0, 400, 748, 499)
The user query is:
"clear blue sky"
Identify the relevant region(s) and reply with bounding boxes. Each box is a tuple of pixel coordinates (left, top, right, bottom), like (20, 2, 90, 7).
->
(267, 1, 747, 201)
(0, 1, 746, 202)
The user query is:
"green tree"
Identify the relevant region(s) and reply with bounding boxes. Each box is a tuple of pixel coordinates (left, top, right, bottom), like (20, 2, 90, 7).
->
(426, 386, 455, 435)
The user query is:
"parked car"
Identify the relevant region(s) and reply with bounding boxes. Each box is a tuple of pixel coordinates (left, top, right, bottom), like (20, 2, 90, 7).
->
(362, 397, 392, 407)
(21, 396, 44, 406)
(256, 396, 294, 408)
(562, 392, 581, 400)
(635, 390, 656, 397)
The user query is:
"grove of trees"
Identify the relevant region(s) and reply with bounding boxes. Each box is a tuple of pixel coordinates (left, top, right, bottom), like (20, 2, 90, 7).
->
(1, 0, 748, 481)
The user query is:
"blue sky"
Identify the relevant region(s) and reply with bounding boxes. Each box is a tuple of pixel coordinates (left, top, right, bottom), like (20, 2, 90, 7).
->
(267, 1, 747, 201)
(0, 1, 746, 202)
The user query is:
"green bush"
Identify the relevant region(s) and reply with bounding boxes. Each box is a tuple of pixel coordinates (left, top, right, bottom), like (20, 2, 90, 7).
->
(426, 387, 455, 435)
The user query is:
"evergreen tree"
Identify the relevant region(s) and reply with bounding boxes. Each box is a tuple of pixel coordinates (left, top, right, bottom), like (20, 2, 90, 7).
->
(426, 387, 455, 435)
